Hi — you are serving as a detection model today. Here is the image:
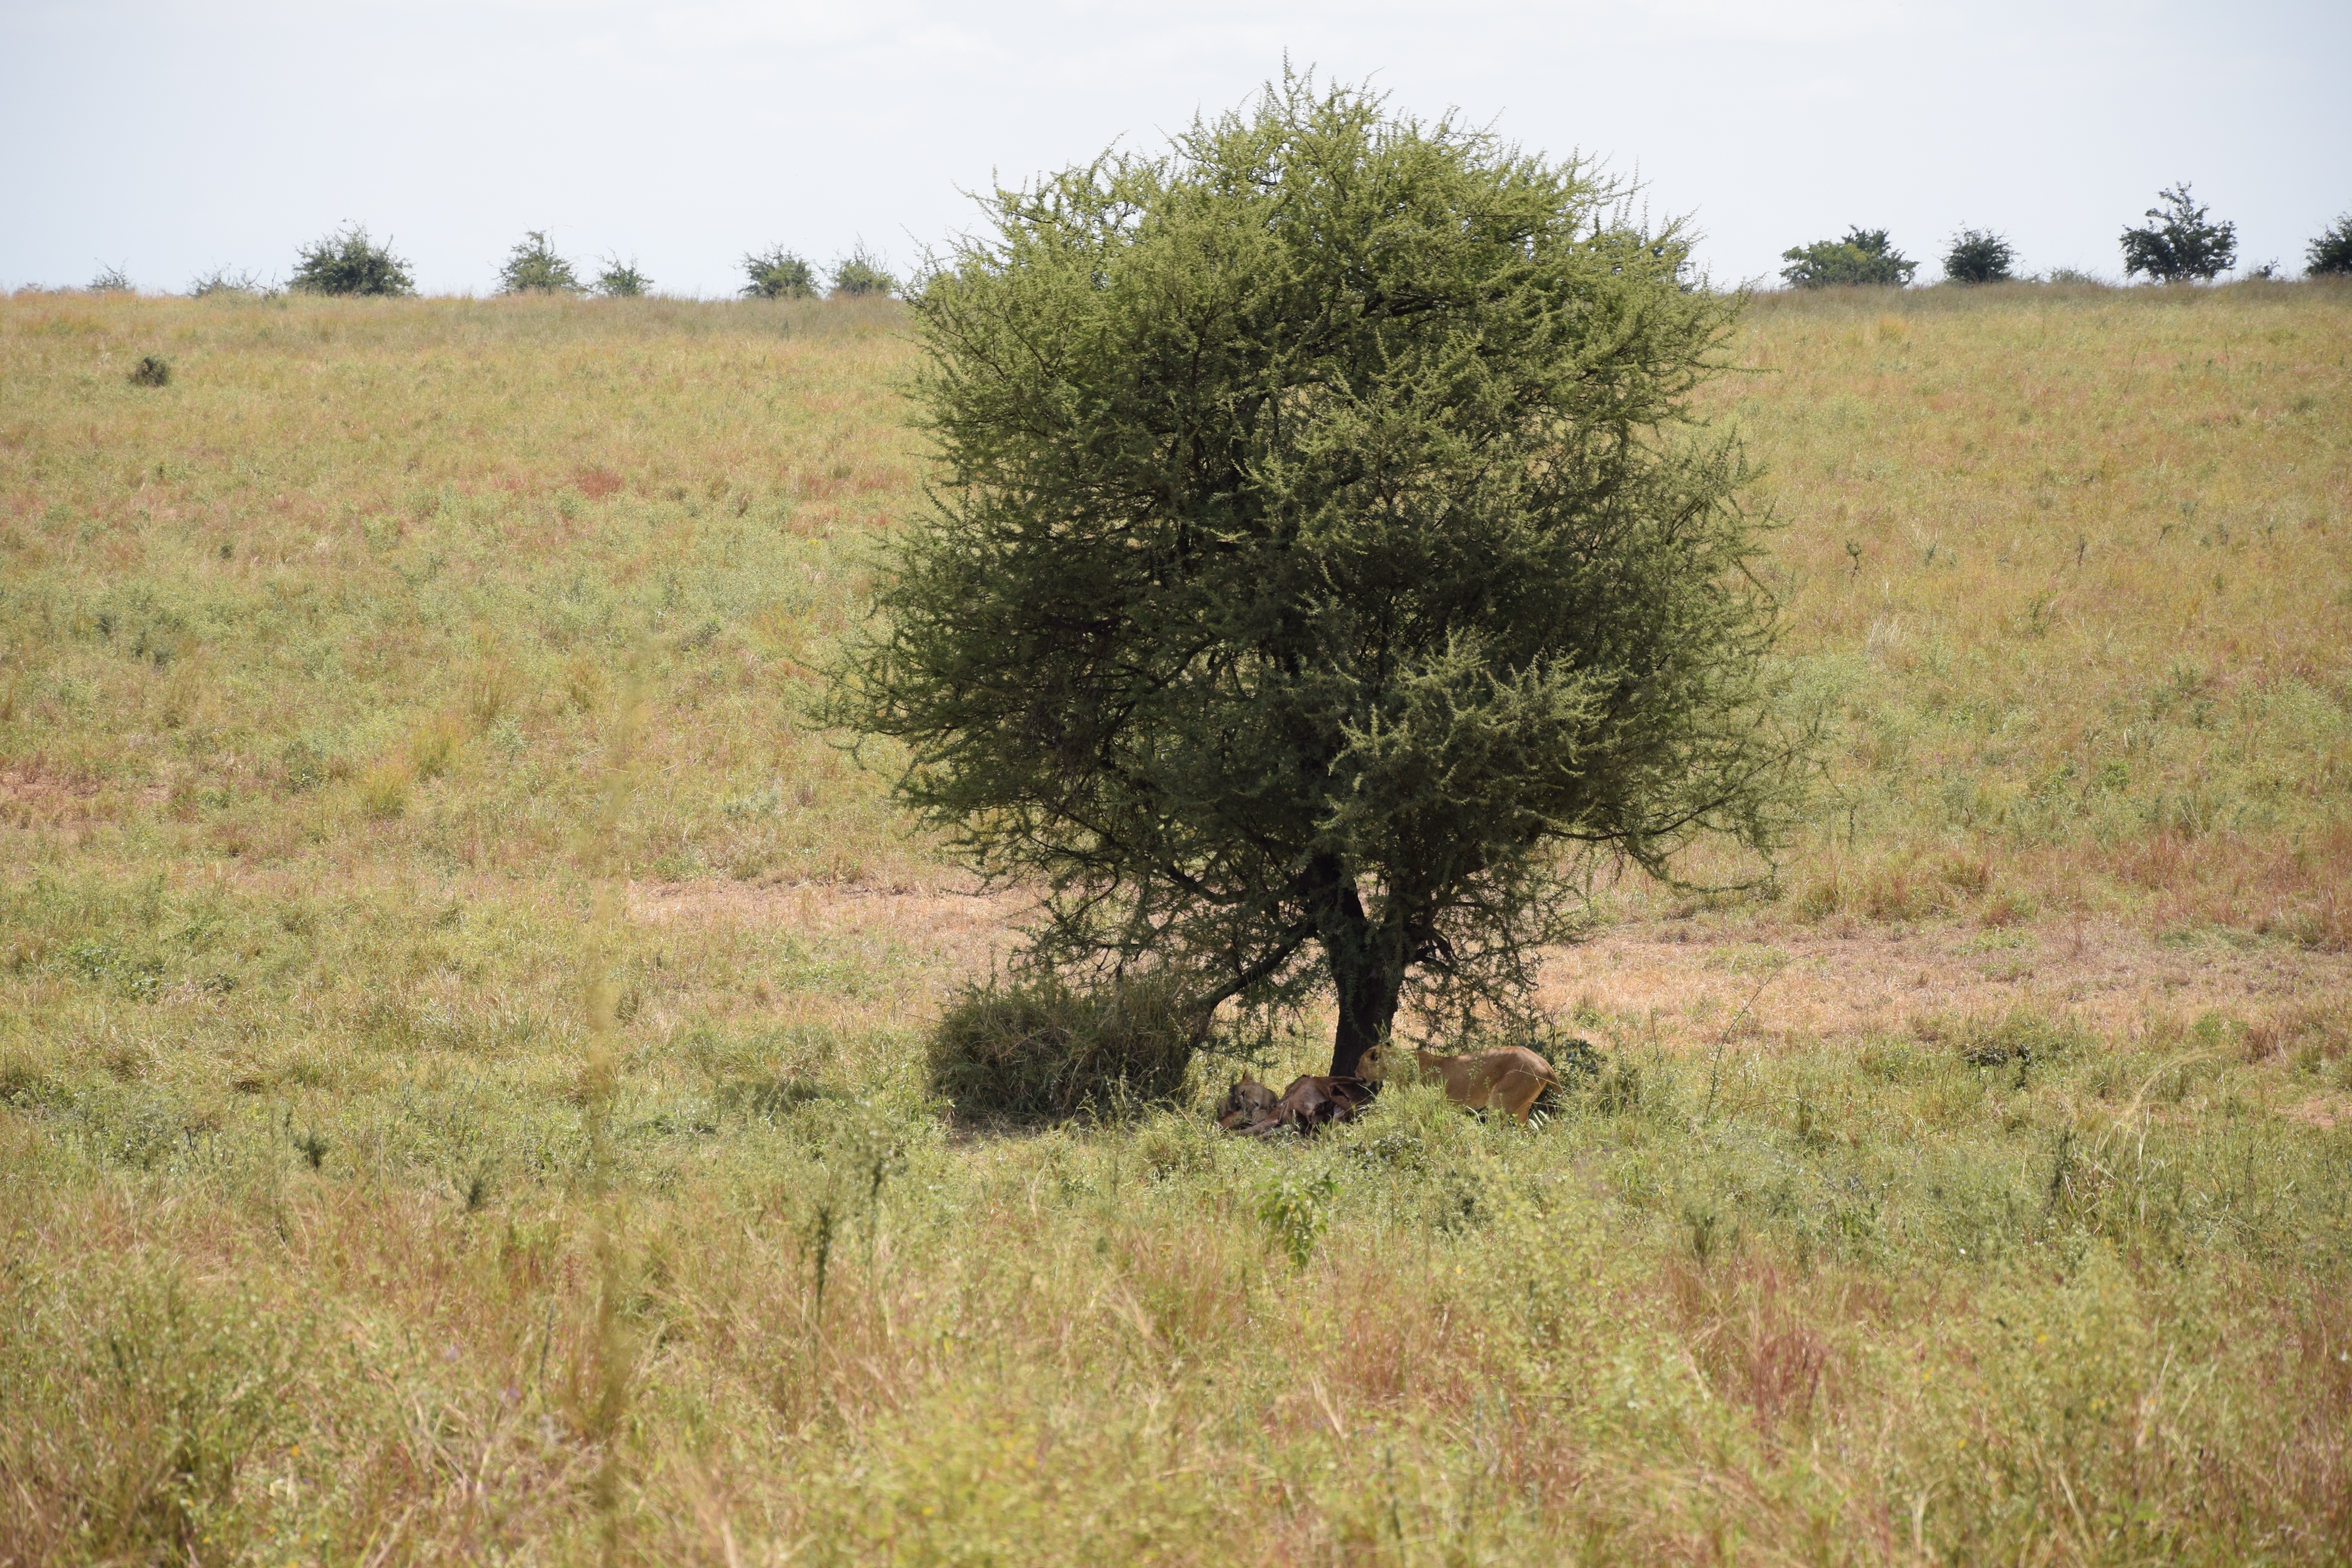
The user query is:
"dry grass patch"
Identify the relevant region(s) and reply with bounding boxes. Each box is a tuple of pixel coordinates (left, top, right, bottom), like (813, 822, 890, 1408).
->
(2, 283, 2348, 1563)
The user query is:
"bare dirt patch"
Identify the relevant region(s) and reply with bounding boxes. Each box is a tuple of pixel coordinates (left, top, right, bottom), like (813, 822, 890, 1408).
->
(627, 875, 1027, 976)
(2280, 1095, 2348, 1131)
(0, 765, 104, 826)
(1541, 916, 2352, 1050)
(620, 879, 2352, 1052)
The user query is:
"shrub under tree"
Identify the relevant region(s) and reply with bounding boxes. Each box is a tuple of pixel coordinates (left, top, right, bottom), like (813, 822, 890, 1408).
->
(497, 230, 582, 294)
(2308, 214, 2352, 278)
(742, 247, 816, 299)
(290, 225, 415, 296)
(1780, 227, 1917, 288)
(1943, 229, 2015, 284)
(2121, 183, 2237, 283)
(834, 76, 1802, 1082)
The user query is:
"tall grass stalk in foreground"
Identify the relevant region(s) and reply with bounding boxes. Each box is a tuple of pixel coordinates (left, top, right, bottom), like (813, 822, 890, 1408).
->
(577, 661, 644, 1559)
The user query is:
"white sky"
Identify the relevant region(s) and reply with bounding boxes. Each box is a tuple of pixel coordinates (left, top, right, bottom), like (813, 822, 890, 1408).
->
(4, 0, 2347, 295)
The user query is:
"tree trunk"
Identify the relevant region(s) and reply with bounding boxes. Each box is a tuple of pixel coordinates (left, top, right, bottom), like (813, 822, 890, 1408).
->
(1308, 857, 1405, 1080)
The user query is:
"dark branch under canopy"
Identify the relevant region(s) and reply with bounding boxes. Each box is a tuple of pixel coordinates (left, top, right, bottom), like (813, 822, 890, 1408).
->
(832, 74, 1805, 1078)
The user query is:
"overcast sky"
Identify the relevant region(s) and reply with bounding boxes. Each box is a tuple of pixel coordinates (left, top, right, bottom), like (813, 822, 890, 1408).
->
(4, 0, 2346, 296)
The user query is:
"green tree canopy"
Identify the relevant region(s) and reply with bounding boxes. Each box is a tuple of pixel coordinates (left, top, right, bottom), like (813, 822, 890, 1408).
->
(829, 244, 899, 298)
(2121, 184, 2237, 283)
(2306, 213, 2352, 278)
(743, 247, 816, 299)
(594, 256, 653, 297)
(1780, 227, 1917, 289)
(497, 230, 583, 294)
(1942, 229, 2016, 285)
(836, 77, 1800, 1078)
(290, 225, 414, 297)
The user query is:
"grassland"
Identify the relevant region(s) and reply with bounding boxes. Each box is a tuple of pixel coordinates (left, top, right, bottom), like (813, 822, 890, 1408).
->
(0, 281, 2348, 1564)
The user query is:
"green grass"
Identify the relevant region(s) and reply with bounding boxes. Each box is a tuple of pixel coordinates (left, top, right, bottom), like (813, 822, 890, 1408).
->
(2, 283, 2349, 1563)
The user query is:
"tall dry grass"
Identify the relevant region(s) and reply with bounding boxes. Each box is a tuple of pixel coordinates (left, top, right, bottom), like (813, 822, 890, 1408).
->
(0, 282, 2348, 1564)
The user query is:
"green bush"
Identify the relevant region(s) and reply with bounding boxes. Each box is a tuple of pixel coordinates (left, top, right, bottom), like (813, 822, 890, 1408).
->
(926, 973, 1200, 1118)
(742, 247, 816, 299)
(496, 230, 582, 294)
(828, 244, 898, 298)
(128, 356, 171, 388)
(594, 256, 652, 297)
(1943, 228, 2015, 284)
(1956, 1009, 2089, 1069)
(2121, 183, 2236, 283)
(2307, 213, 2352, 278)
(188, 267, 272, 298)
(290, 225, 414, 296)
(87, 265, 134, 294)
(1780, 227, 1917, 288)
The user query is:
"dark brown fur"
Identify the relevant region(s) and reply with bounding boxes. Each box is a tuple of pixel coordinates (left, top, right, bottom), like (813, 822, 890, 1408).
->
(1223, 1073, 1374, 1137)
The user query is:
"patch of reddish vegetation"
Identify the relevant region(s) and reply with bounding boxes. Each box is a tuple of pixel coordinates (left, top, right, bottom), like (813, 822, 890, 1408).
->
(575, 467, 625, 499)
(2102, 823, 2352, 953)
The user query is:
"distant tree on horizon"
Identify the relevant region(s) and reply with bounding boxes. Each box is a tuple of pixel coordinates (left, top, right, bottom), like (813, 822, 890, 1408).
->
(2308, 214, 2352, 277)
(291, 225, 415, 296)
(829, 244, 899, 298)
(1942, 229, 2016, 284)
(497, 231, 583, 294)
(594, 256, 653, 297)
(1780, 228, 1917, 288)
(87, 264, 134, 294)
(190, 267, 274, 298)
(2121, 184, 2236, 283)
(742, 247, 817, 299)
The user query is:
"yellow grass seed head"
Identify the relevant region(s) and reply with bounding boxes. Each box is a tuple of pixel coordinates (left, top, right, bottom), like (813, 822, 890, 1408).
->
(357, 759, 412, 819)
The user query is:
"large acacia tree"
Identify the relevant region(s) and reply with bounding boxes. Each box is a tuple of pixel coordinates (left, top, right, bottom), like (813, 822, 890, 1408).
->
(839, 78, 1799, 1079)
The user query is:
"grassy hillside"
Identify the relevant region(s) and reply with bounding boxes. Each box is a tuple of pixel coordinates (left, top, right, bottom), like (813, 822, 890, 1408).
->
(1, 283, 2348, 1564)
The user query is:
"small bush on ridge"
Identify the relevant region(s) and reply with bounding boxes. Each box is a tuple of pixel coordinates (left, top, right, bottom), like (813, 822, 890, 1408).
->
(927, 972, 1200, 1119)
(2308, 214, 2352, 278)
(87, 265, 134, 294)
(2121, 183, 2237, 283)
(742, 247, 816, 299)
(128, 356, 171, 388)
(1781, 227, 1918, 289)
(1943, 228, 2015, 284)
(497, 230, 582, 295)
(189, 267, 274, 298)
(595, 256, 652, 297)
(829, 244, 898, 298)
(290, 225, 415, 297)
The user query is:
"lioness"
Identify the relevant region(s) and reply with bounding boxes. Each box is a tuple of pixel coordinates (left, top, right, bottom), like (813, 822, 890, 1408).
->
(1369, 1044, 1559, 1123)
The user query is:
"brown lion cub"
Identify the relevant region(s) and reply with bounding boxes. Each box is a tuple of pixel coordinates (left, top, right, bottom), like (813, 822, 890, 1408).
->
(1370, 1044, 1560, 1123)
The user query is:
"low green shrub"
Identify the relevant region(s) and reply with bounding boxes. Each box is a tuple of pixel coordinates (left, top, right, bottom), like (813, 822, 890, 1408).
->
(1943, 228, 2016, 284)
(496, 230, 582, 295)
(828, 244, 897, 298)
(926, 972, 1199, 1119)
(2121, 183, 2236, 283)
(188, 268, 272, 298)
(594, 256, 652, 297)
(290, 225, 414, 297)
(128, 356, 171, 388)
(1780, 227, 1917, 288)
(2308, 213, 2352, 278)
(742, 247, 816, 300)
